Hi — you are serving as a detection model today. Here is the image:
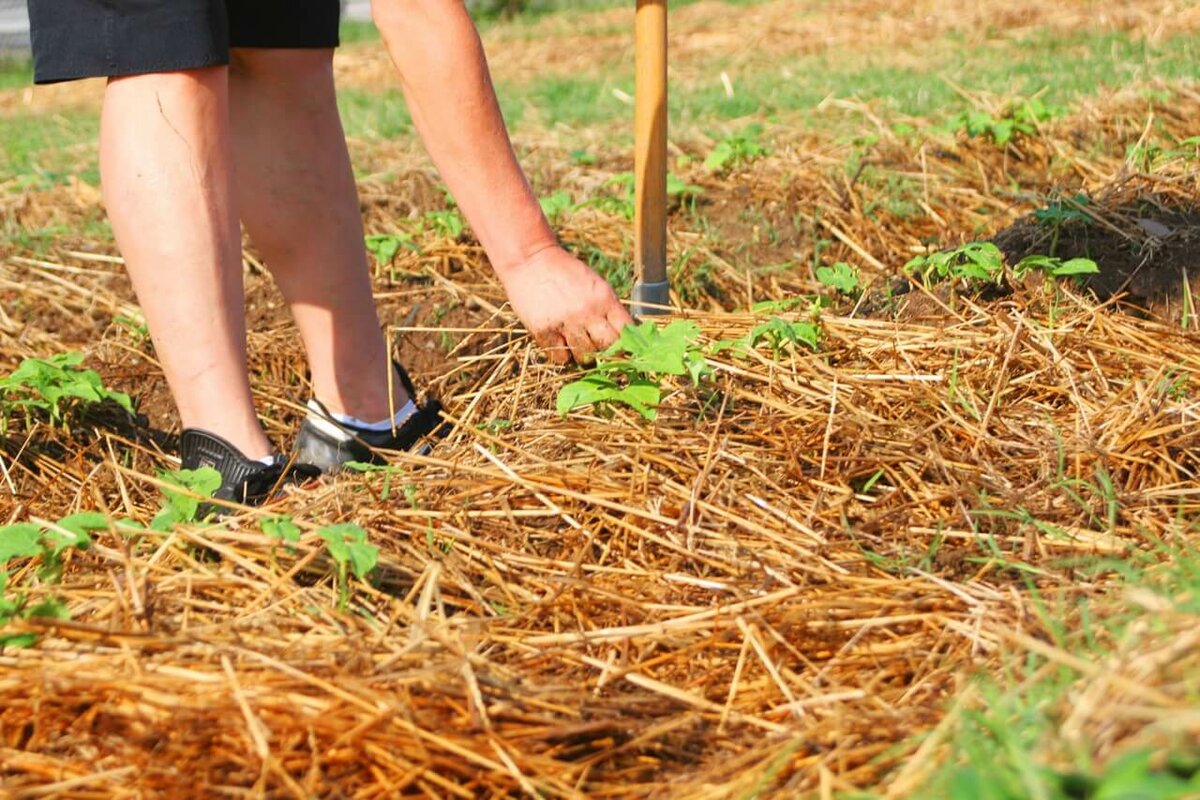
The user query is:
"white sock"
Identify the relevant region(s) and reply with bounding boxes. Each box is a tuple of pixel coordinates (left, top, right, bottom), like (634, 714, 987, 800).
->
(330, 400, 418, 432)
(257, 456, 276, 466)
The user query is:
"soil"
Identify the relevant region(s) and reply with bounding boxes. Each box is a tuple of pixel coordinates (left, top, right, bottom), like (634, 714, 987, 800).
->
(994, 198, 1200, 321)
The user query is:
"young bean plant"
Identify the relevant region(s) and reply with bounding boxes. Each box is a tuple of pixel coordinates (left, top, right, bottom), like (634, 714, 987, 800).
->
(0, 353, 133, 434)
(557, 320, 711, 421)
(0, 512, 107, 648)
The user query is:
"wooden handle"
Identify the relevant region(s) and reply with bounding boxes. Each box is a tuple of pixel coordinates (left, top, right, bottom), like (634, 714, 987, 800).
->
(635, 0, 668, 291)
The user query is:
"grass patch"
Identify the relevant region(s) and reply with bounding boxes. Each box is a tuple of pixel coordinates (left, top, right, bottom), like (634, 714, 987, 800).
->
(337, 87, 414, 140)
(489, 28, 1200, 139)
(339, 19, 381, 44)
(910, 540, 1200, 798)
(0, 110, 100, 185)
(0, 58, 33, 91)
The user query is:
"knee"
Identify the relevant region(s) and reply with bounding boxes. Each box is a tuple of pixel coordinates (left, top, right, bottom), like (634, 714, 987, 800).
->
(229, 49, 334, 84)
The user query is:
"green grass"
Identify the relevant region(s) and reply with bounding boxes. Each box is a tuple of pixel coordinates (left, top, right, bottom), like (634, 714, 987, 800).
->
(906, 537, 1200, 799)
(337, 87, 414, 140)
(0, 110, 100, 185)
(338, 19, 381, 44)
(0, 58, 33, 90)
(4, 18, 1198, 186)
(493, 29, 1200, 138)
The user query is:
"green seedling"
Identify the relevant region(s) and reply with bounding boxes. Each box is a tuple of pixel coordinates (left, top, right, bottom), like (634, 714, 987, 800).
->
(423, 209, 465, 240)
(0, 512, 106, 648)
(557, 320, 711, 421)
(113, 314, 150, 342)
(704, 123, 769, 172)
(1032, 194, 1091, 228)
(816, 262, 861, 295)
(0, 353, 134, 433)
(539, 190, 575, 224)
(0, 574, 68, 649)
(261, 516, 302, 544)
(568, 149, 597, 166)
(951, 97, 1061, 147)
(1126, 135, 1200, 170)
(584, 172, 703, 219)
(477, 418, 514, 434)
(1010, 255, 1099, 282)
(344, 461, 405, 501)
(750, 297, 813, 315)
(1157, 370, 1190, 402)
(364, 233, 419, 268)
(316, 523, 378, 609)
(713, 316, 821, 360)
(152, 467, 223, 530)
(746, 317, 821, 358)
(1032, 193, 1092, 255)
(905, 242, 1005, 286)
(261, 515, 302, 570)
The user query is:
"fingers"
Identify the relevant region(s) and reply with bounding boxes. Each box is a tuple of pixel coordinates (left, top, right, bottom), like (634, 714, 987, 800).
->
(585, 317, 621, 357)
(561, 325, 596, 366)
(532, 293, 633, 366)
(608, 302, 634, 330)
(535, 328, 572, 365)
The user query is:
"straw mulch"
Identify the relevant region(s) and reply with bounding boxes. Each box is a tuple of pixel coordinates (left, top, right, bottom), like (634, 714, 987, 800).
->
(2, 86, 1200, 798)
(2, 300, 1198, 797)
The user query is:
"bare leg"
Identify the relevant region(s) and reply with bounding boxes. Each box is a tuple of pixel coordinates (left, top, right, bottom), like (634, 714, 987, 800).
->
(228, 48, 406, 422)
(101, 67, 273, 459)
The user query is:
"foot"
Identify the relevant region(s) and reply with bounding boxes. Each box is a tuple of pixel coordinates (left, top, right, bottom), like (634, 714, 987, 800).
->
(180, 428, 318, 513)
(294, 363, 445, 473)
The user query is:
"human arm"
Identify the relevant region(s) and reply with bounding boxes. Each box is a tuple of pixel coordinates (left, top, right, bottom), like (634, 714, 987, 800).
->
(370, 0, 634, 362)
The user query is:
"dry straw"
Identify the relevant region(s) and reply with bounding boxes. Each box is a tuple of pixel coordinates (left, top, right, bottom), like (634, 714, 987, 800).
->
(2, 58, 1200, 800)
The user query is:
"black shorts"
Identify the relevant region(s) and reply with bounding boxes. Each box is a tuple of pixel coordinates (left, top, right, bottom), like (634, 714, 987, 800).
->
(27, 0, 343, 85)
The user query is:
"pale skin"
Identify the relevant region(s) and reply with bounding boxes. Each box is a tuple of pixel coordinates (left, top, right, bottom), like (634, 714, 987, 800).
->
(99, 0, 633, 460)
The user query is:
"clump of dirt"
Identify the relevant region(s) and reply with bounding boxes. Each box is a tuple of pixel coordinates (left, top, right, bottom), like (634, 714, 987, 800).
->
(995, 192, 1200, 321)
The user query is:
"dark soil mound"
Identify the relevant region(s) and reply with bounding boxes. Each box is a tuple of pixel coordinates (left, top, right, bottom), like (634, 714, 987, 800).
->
(994, 193, 1200, 321)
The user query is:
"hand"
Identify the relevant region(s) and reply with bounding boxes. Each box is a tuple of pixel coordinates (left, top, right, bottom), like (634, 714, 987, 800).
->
(498, 246, 634, 365)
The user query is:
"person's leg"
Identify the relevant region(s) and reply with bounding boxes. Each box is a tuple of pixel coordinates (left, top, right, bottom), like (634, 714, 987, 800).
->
(227, 48, 408, 423)
(100, 66, 274, 460)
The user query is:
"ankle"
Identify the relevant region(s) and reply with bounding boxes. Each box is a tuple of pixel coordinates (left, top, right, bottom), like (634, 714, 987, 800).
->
(312, 365, 412, 423)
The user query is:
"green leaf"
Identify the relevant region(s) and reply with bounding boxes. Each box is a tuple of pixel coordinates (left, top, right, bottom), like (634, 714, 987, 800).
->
(424, 210, 465, 239)
(816, 262, 860, 294)
(150, 507, 183, 533)
(709, 338, 750, 357)
(158, 467, 223, 523)
(606, 320, 702, 377)
(666, 173, 703, 197)
(25, 597, 70, 621)
(684, 350, 712, 385)
(317, 523, 378, 580)
(1051, 258, 1100, 277)
(746, 318, 821, 355)
(750, 297, 809, 314)
(0, 632, 38, 649)
(557, 374, 618, 415)
(1094, 750, 1195, 800)
(1013, 254, 1058, 280)
(0, 524, 44, 563)
(539, 190, 575, 222)
(365, 233, 418, 265)
(556, 375, 662, 419)
(52, 512, 108, 553)
(991, 119, 1015, 146)
(261, 516, 302, 543)
(609, 380, 662, 420)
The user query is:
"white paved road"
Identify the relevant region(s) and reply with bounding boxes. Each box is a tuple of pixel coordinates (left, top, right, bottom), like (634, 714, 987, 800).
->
(0, 2, 29, 51)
